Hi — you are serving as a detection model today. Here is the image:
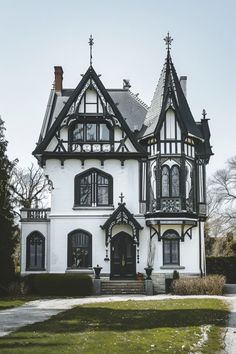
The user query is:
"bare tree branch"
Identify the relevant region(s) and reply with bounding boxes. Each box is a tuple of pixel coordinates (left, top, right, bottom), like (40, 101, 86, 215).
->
(207, 155, 236, 235)
(10, 164, 49, 208)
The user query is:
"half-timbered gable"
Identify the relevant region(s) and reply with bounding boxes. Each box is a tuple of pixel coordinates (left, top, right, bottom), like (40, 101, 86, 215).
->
(34, 66, 147, 167)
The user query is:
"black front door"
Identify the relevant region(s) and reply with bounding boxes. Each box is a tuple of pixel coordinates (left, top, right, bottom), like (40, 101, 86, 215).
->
(110, 232, 136, 279)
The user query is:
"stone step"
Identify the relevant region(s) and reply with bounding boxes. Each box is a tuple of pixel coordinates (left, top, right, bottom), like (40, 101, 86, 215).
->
(101, 280, 145, 295)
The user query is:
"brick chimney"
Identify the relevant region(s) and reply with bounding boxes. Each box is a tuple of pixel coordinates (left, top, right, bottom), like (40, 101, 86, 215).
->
(54, 66, 63, 93)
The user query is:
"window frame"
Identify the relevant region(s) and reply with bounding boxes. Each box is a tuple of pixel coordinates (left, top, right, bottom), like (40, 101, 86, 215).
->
(67, 229, 92, 269)
(162, 230, 180, 266)
(69, 120, 112, 145)
(26, 231, 45, 271)
(74, 168, 113, 207)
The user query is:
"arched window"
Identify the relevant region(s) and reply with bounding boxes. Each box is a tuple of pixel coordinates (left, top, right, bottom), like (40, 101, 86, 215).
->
(171, 166, 180, 197)
(68, 230, 92, 268)
(75, 169, 113, 207)
(163, 230, 180, 265)
(26, 231, 45, 270)
(161, 165, 180, 197)
(161, 166, 170, 197)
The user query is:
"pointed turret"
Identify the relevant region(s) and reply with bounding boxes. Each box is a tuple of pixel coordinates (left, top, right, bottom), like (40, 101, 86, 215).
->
(141, 34, 202, 141)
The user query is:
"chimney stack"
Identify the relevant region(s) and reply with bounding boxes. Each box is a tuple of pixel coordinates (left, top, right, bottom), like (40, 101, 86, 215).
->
(54, 66, 63, 94)
(123, 79, 131, 90)
(180, 76, 187, 97)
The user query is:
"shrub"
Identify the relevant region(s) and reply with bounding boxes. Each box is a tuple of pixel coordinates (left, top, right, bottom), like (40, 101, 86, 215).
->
(206, 256, 236, 283)
(25, 273, 93, 297)
(172, 275, 225, 295)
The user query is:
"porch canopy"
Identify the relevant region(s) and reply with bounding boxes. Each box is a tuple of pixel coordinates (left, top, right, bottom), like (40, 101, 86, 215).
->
(100, 202, 143, 247)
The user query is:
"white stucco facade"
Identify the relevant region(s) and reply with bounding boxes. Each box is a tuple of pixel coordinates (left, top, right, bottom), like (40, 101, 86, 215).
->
(20, 44, 212, 293)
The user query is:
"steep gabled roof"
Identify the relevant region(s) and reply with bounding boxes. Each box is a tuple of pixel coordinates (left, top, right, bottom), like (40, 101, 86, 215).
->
(141, 52, 203, 140)
(33, 66, 146, 156)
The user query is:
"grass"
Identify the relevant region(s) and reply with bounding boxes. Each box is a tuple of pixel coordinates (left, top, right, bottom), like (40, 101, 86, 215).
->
(0, 298, 28, 310)
(0, 298, 229, 353)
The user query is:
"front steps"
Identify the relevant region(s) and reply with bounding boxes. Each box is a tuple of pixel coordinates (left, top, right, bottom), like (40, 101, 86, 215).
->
(101, 280, 146, 295)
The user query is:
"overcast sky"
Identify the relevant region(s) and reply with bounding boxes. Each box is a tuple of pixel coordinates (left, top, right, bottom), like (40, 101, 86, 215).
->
(0, 0, 235, 177)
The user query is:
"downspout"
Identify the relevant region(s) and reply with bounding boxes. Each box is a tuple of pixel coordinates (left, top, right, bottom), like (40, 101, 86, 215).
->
(199, 220, 203, 277)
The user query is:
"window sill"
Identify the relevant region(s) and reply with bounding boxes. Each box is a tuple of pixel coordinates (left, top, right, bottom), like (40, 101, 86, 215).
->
(160, 265, 185, 270)
(73, 206, 115, 210)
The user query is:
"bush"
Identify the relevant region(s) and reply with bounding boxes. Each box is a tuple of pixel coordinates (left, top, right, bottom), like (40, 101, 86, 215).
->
(206, 256, 236, 283)
(25, 274, 93, 297)
(172, 275, 225, 295)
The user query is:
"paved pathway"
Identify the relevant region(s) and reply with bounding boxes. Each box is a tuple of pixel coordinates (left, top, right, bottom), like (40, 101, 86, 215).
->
(0, 294, 235, 353)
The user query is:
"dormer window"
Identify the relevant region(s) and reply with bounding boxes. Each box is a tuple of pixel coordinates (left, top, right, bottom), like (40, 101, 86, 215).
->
(71, 123, 111, 143)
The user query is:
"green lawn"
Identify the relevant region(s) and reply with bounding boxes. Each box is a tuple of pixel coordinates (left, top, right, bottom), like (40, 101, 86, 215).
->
(0, 298, 27, 310)
(0, 298, 229, 353)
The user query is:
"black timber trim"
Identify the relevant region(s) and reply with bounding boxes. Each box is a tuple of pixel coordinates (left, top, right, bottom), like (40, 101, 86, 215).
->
(33, 66, 147, 156)
(36, 152, 146, 167)
(145, 211, 198, 219)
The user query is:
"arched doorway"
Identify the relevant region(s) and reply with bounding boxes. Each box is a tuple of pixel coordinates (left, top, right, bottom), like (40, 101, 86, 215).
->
(110, 232, 136, 279)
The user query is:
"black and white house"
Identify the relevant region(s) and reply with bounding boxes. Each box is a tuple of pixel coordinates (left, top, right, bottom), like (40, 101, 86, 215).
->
(20, 35, 213, 293)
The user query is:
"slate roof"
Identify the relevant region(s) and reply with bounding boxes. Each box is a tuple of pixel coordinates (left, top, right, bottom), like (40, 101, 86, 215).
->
(108, 89, 148, 131)
(141, 53, 203, 140)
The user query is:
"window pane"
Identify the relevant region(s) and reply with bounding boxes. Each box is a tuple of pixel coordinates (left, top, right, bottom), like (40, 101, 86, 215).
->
(99, 124, 110, 141)
(79, 175, 92, 205)
(86, 124, 96, 141)
(97, 186, 109, 205)
(86, 104, 97, 113)
(171, 240, 179, 264)
(72, 123, 83, 141)
(171, 166, 180, 197)
(163, 240, 171, 264)
(69, 232, 91, 268)
(162, 166, 169, 197)
(28, 234, 43, 269)
(97, 175, 109, 185)
(30, 243, 36, 267)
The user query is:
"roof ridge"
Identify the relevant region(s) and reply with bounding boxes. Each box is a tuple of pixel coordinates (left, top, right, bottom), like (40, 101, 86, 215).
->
(128, 90, 149, 110)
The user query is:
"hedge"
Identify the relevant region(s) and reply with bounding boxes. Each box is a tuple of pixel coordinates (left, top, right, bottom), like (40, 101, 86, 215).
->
(172, 275, 225, 295)
(206, 256, 236, 284)
(25, 273, 93, 296)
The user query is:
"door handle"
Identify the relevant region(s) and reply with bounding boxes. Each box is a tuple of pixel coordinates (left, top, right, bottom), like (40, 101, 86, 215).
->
(121, 255, 125, 267)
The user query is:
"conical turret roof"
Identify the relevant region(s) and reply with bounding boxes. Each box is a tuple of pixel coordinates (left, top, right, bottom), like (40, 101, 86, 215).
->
(141, 51, 203, 140)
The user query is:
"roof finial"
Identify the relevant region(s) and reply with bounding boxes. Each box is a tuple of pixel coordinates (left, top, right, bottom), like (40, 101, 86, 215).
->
(88, 35, 94, 66)
(202, 109, 207, 119)
(164, 32, 173, 52)
(119, 192, 125, 204)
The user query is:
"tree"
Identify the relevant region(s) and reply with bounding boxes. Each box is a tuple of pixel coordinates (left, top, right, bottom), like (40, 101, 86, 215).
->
(0, 118, 17, 288)
(11, 164, 49, 209)
(208, 156, 236, 236)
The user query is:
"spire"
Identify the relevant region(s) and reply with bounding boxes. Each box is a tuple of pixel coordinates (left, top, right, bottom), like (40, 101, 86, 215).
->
(88, 35, 94, 67)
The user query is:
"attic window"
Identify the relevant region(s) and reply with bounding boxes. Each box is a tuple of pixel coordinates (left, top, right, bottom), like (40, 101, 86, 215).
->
(70, 123, 111, 143)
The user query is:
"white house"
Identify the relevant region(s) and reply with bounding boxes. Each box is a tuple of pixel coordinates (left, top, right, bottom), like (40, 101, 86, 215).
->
(20, 35, 213, 293)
